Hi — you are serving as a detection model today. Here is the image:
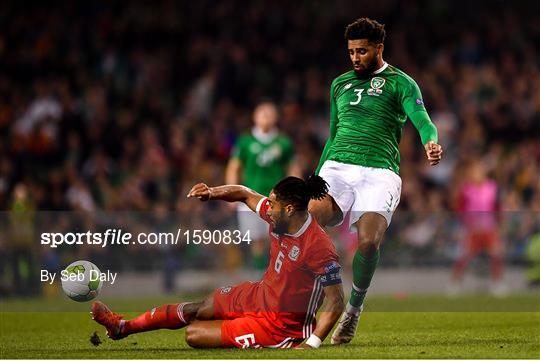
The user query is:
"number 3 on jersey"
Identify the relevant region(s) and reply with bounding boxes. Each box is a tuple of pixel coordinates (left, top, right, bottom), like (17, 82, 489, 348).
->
(350, 88, 364, 105)
(274, 251, 285, 273)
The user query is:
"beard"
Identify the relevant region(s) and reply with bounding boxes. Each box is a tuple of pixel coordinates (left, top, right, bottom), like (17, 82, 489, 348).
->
(273, 219, 289, 235)
(354, 57, 379, 78)
(273, 209, 289, 235)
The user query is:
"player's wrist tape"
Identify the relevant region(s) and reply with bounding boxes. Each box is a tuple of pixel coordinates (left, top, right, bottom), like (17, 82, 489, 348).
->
(305, 334, 322, 348)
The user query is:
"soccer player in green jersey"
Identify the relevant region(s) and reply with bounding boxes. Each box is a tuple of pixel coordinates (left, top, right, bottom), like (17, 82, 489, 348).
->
(226, 101, 300, 269)
(308, 18, 443, 344)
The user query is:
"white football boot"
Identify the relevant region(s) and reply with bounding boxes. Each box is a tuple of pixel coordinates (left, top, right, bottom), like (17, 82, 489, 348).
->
(331, 304, 363, 345)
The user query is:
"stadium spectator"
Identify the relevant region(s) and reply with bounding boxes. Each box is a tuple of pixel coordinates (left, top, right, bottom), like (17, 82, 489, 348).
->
(226, 101, 300, 271)
(0, 1, 539, 287)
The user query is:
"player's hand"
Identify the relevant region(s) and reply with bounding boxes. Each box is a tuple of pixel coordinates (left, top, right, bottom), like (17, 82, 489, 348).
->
(294, 343, 313, 349)
(187, 183, 212, 201)
(424, 141, 443, 166)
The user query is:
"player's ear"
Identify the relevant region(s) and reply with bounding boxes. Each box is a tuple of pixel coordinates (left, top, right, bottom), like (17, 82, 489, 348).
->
(285, 204, 295, 216)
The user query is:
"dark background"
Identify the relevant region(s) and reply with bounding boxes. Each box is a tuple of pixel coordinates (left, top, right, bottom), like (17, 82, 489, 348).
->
(1, 0, 539, 295)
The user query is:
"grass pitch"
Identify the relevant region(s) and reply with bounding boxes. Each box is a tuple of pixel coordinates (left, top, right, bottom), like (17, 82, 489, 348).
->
(1, 294, 539, 359)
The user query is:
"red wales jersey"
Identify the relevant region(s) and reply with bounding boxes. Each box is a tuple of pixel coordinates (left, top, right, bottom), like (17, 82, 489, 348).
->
(243, 197, 342, 339)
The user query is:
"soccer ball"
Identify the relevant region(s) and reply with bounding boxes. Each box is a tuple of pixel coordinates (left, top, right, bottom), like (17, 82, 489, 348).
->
(61, 260, 103, 302)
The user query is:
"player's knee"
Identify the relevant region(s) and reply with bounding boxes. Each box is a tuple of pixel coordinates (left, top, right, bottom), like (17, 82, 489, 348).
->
(357, 230, 383, 251)
(309, 196, 341, 227)
(308, 199, 326, 225)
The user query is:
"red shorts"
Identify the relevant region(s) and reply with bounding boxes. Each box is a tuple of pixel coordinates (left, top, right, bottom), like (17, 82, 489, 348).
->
(213, 281, 303, 349)
(463, 230, 501, 254)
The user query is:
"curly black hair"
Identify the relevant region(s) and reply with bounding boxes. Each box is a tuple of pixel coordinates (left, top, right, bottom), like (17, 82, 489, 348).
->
(345, 18, 386, 44)
(272, 175, 328, 211)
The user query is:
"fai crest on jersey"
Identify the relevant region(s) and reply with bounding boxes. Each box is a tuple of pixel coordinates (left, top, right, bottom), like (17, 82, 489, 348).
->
(368, 77, 385, 96)
(288, 245, 300, 261)
(371, 77, 386, 89)
(250, 143, 262, 153)
(220, 286, 232, 294)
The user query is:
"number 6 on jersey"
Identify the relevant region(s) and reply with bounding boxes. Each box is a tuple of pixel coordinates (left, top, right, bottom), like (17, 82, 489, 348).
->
(274, 251, 284, 273)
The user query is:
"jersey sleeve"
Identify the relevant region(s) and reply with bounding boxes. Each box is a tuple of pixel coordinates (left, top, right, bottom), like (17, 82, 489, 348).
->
(256, 197, 272, 224)
(282, 137, 295, 165)
(400, 78, 438, 145)
(315, 79, 339, 174)
(231, 136, 245, 161)
(304, 238, 342, 286)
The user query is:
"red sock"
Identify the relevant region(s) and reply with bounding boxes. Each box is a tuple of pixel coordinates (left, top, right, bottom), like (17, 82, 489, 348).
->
(123, 303, 189, 336)
(491, 255, 503, 281)
(452, 255, 471, 281)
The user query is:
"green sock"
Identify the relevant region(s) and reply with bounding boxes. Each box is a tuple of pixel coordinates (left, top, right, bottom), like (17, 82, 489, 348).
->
(348, 249, 380, 309)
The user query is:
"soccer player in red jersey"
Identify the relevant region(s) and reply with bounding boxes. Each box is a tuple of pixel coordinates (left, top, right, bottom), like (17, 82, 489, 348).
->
(91, 175, 344, 349)
(451, 160, 505, 295)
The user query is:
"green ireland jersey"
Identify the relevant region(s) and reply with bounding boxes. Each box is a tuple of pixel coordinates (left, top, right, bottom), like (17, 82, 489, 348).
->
(316, 63, 438, 174)
(232, 131, 294, 195)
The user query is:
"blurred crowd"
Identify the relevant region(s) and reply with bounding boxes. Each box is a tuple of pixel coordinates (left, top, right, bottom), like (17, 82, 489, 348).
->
(1, 1, 540, 292)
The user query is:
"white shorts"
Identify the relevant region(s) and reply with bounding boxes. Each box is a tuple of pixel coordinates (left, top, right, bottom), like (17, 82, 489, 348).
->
(237, 202, 269, 240)
(318, 160, 402, 228)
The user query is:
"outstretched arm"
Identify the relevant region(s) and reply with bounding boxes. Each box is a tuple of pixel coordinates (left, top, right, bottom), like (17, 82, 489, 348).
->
(402, 80, 443, 166)
(187, 183, 264, 212)
(296, 283, 345, 349)
(409, 112, 443, 166)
